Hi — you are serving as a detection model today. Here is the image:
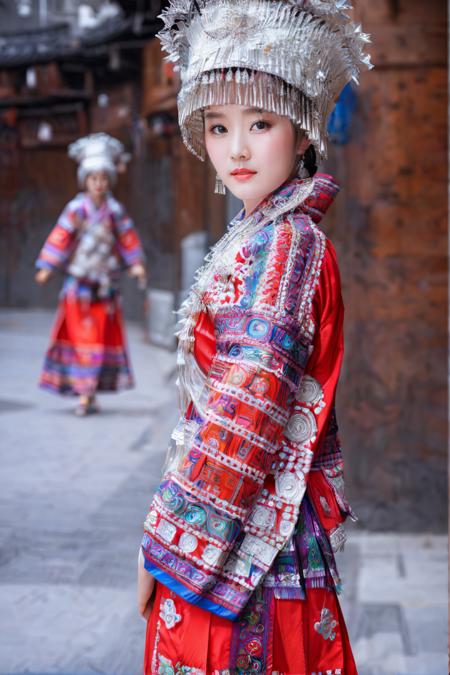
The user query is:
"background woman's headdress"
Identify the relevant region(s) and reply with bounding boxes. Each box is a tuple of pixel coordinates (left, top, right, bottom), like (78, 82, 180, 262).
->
(68, 133, 131, 186)
(158, 0, 372, 159)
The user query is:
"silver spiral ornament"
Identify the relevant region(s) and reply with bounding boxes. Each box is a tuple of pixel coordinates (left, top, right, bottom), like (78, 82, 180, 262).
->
(296, 375, 323, 405)
(250, 505, 276, 529)
(179, 532, 199, 553)
(275, 470, 305, 502)
(284, 408, 317, 445)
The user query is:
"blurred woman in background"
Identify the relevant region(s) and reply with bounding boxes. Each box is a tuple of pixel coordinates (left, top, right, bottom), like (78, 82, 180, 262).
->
(35, 133, 146, 416)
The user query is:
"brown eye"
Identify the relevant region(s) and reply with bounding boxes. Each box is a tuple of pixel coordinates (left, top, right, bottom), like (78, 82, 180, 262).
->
(251, 120, 271, 131)
(210, 124, 227, 135)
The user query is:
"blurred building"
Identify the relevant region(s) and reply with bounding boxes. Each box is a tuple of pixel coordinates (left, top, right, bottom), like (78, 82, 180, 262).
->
(0, 0, 225, 328)
(0, 0, 447, 532)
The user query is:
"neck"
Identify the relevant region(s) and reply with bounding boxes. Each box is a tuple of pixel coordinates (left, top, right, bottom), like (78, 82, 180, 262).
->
(243, 196, 265, 217)
(89, 193, 106, 207)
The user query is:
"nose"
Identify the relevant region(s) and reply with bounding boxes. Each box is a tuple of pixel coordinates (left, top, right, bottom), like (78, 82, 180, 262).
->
(230, 129, 250, 161)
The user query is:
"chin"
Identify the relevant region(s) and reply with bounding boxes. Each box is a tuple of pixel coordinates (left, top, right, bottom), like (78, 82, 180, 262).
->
(226, 181, 280, 202)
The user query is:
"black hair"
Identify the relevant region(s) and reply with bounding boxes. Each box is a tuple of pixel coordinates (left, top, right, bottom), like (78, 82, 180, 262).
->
(303, 144, 318, 177)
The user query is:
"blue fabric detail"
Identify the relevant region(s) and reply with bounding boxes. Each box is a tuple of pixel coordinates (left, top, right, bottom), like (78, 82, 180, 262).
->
(35, 259, 54, 270)
(328, 83, 357, 145)
(143, 558, 238, 621)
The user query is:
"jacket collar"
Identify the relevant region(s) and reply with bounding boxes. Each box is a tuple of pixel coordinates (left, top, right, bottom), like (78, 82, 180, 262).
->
(239, 173, 339, 227)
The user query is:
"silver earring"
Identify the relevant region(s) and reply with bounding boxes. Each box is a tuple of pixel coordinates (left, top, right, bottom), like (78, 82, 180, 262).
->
(296, 156, 309, 180)
(214, 174, 226, 195)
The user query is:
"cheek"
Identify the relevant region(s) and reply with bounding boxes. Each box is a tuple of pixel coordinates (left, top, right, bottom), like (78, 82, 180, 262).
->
(205, 136, 225, 173)
(258, 130, 296, 167)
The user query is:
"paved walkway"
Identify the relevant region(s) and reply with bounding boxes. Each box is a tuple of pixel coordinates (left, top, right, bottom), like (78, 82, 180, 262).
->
(337, 534, 447, 675)
(0, 310, 447, 675)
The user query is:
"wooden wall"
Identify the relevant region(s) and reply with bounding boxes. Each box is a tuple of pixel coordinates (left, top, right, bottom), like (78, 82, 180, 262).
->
(324, 0, 447, 530)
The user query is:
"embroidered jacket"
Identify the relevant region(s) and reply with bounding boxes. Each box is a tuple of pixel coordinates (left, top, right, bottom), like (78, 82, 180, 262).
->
(36, 192, 144, 299)
(142, 175, 353, 620)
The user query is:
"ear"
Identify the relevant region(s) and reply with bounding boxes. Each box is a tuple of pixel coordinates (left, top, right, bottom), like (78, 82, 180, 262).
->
(296, 134, 311, 156)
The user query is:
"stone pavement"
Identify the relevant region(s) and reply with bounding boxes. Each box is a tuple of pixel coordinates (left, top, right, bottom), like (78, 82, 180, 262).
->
(337, 534, 447, 675)
(0, 310, 447, 675)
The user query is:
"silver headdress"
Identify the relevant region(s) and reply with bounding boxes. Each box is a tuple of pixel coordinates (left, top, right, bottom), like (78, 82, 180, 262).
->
(68, 133, 131, 186)
(158, 0, 372, 159)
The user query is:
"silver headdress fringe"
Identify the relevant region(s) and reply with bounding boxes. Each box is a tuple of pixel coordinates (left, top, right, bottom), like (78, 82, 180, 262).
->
(158, 0, 372, 160)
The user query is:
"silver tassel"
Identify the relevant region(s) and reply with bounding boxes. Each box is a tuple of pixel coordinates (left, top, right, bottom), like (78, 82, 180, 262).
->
(214, 174, 226, 195)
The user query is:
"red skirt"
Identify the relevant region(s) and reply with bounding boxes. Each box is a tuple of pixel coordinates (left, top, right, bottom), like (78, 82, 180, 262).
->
(39, 296, 134, 396)
(144, 581, 357, 674)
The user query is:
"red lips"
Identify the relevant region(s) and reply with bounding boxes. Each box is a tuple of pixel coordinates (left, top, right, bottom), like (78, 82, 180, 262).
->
(230, 168, 257, 176)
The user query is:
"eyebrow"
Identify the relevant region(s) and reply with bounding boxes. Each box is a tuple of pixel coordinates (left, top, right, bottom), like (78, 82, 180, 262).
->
(204, 106, 266, 120)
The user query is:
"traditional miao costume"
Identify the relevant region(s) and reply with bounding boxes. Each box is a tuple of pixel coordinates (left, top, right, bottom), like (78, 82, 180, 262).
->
(36, 134, 145, 396)
(141, 1, 372, 672)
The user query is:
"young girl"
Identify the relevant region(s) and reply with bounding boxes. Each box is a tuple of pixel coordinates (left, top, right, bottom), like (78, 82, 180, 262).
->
(138, 1, 372, 672)
(36, 133, 146, 416)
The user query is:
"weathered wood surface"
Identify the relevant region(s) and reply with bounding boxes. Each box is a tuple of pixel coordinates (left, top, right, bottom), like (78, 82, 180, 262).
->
(324, 0, 447, 531)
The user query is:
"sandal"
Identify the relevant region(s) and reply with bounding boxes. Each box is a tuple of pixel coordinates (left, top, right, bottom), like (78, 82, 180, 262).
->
(75, 402, 89, 417)
(75, 395, 98, 417)
(87, 397, 100, 414)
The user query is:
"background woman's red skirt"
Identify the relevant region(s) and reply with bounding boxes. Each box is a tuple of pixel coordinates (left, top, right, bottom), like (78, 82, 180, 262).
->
(39, 297, 134, 396)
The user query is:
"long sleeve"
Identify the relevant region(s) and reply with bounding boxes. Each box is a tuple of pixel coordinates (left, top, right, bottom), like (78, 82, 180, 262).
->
(36, 198, 81, 272)
(112, 203, 145, 268)
(303, 238, 344, 454)
(305, 241, 355, 550)
(37, 194, 145, 276)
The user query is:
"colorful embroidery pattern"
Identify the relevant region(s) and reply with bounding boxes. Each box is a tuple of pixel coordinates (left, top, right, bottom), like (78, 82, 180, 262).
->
(311, 408, 356, 522)
(296, 494, 341, 591)
(142, 175, 350, 619)
(314, 607, 338, 641)
(40, 333, 133, 396)
(159, 598, 182, 629)
(36, 192, 144, 293)
(158, 654, 203, 674)
(230, 587, 274, 673)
